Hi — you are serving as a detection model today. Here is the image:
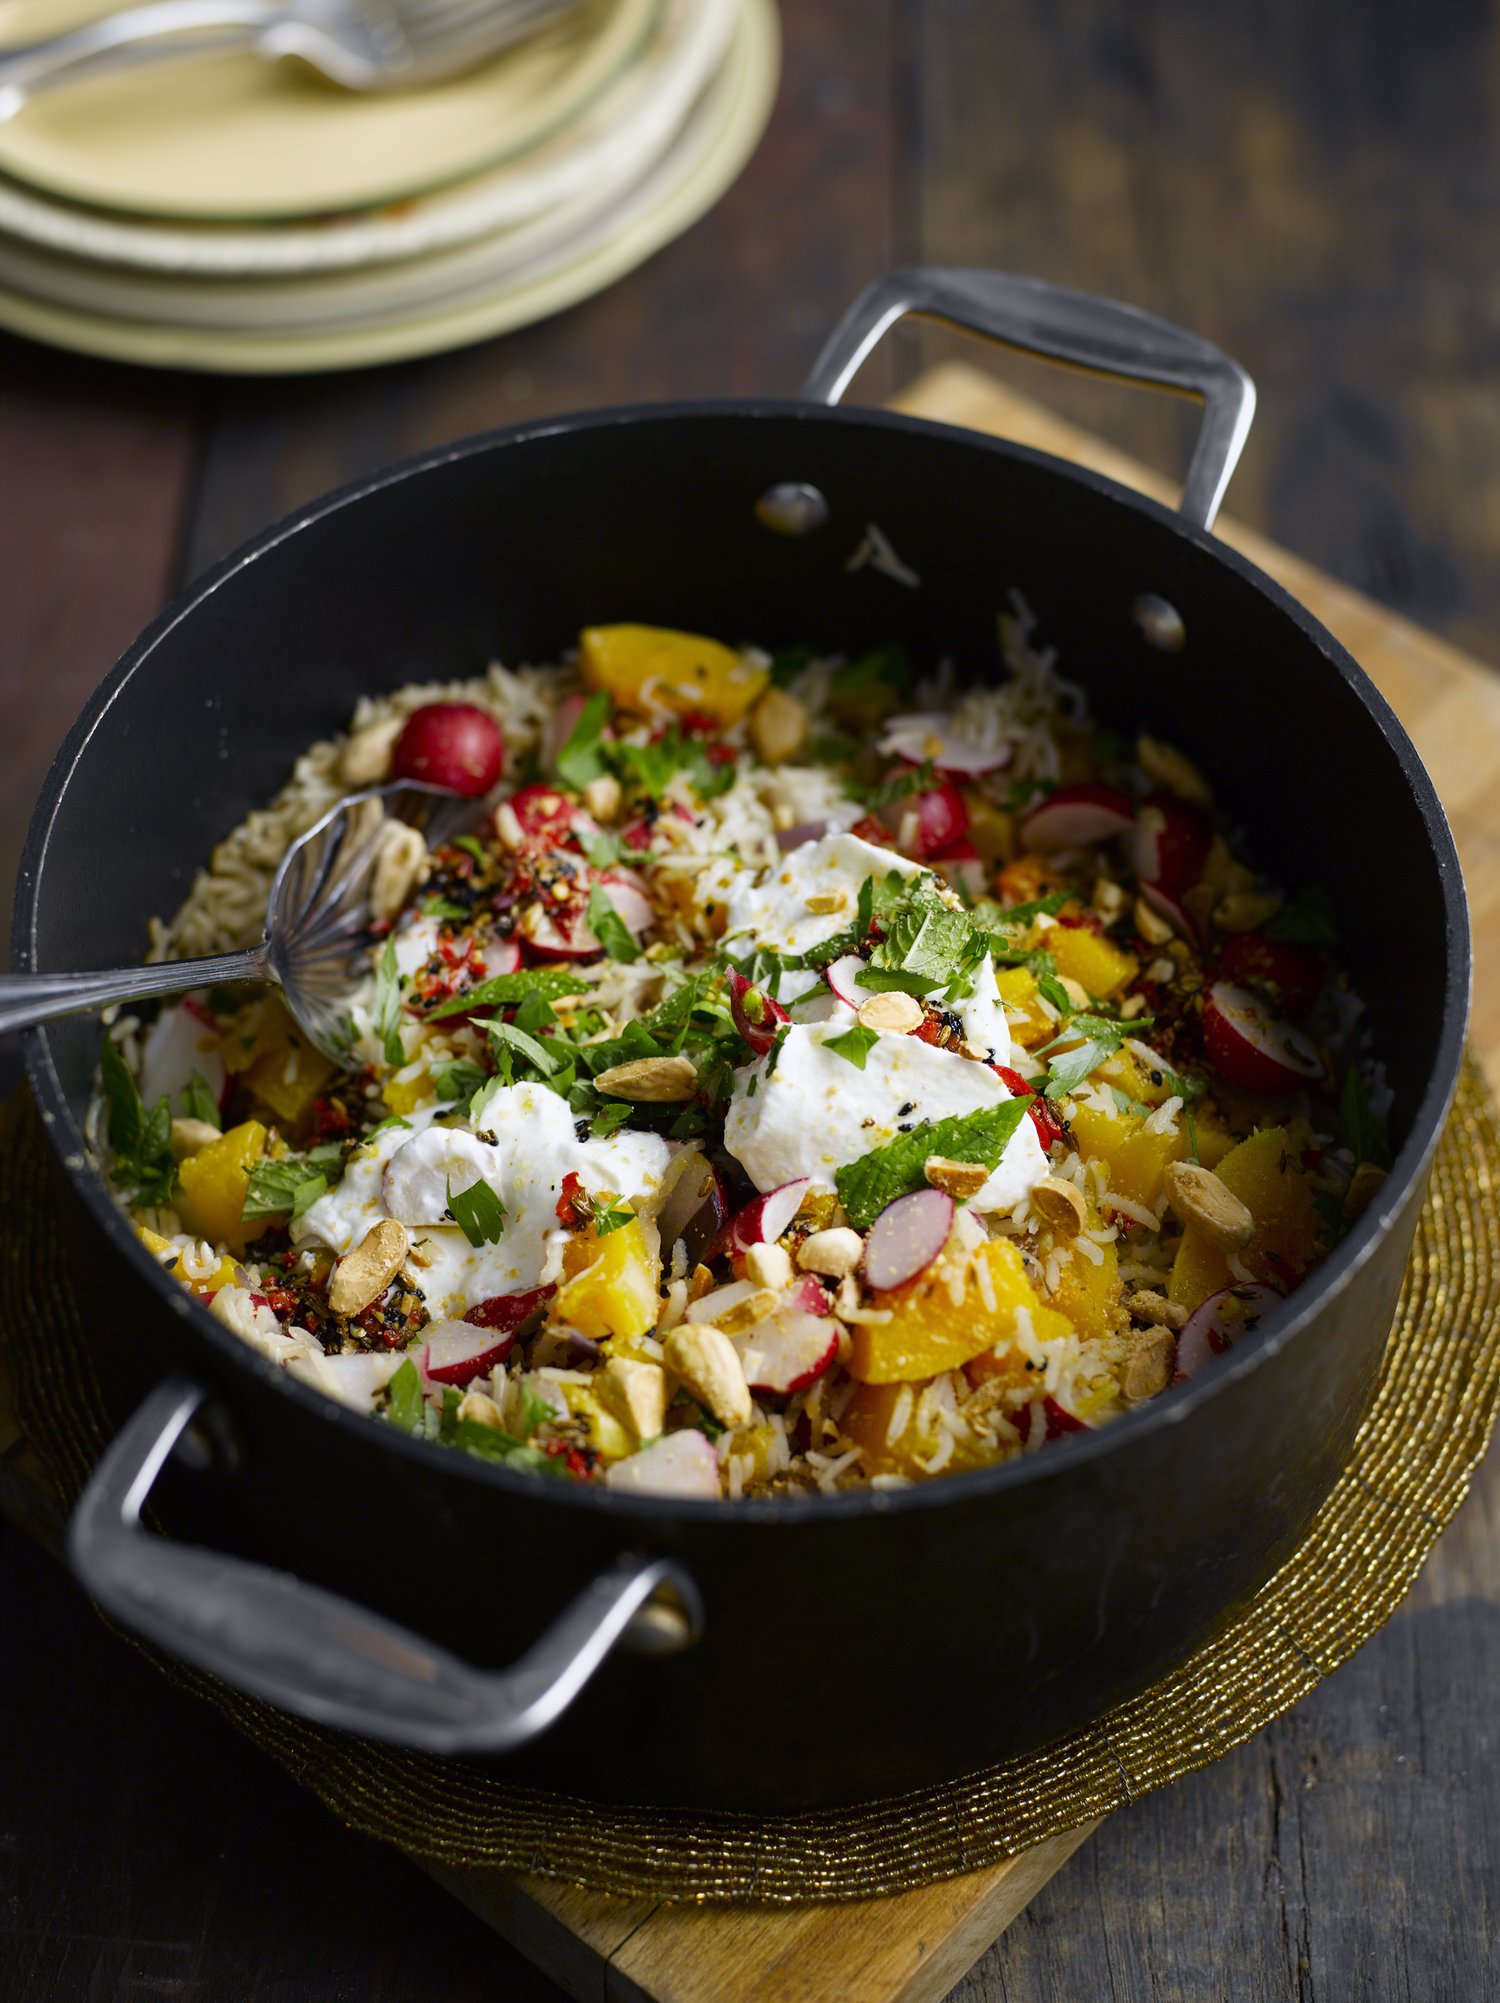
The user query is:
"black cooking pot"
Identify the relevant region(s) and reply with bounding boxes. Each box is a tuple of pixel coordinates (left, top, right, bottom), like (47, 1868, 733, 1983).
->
(13, 271, 1469, 1811)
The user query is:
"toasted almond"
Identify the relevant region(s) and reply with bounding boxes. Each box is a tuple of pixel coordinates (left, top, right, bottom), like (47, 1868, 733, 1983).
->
(749, 686, 809, 766)
(1120, 994, 1149, 1019)
(1122, 1327, 1175, 1400)
(1127, 1288, 1187, 1330)
(796, 1226, 864, 1278)
(339, 716, 402, 787)
(857, 990, 924, 1033)
(328, 1218, 411, 1316)
(1343, 1161, 1388, 1223)
(663, 1325, 752, 1430)
(688, 1262, 716, 1303)
(598, 1357, 668, 1442)
(1030, 1175, 1088, 1238)
(459, 1389, 505, 1428)
(582, 774, 622, 823)
(1059, 976, 1091, 1011)
(594, 1055, 698, 1101)
(805, 890, 846, 915)
(1092, 877, 1128, 923)
(744, 1241, 793, 1292)
(370, 822, 427, 922)
(169, 1116, 221, 1160)
(1163, 1160, 1255, 1250)
(1147, 957, 1176, 984)
(1137, 734, 1212, 806)
(924, 1155, 990, 1200)
(716, 1287, 780, 1335)
(1214, 889, 1283, 934)
(1134, 895, 1175, 946)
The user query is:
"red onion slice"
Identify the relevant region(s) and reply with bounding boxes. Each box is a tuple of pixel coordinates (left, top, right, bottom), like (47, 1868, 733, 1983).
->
(861, 1187, 955, 1291)
(1174, 1283, 1282, 1380)
(463, 1285, 552, 1337)
(656, 1156, 729, 1266)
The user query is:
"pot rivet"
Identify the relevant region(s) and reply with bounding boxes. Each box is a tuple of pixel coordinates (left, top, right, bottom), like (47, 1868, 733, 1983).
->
(755, 481, 830, 535)
(1132, 592, 1187, 653)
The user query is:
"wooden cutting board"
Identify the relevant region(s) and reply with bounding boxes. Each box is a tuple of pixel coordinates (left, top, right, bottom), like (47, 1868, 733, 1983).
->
(419, 359, 1500, 2000)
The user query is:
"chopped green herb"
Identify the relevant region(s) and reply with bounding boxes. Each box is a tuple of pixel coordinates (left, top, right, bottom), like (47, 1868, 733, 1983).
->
(452, 834, 488, 866)
(425, 968, 584, 1019)
(99, 1038, 176, 1206)
(373, 938, 406, 1066)
(769, 643, 814, 688)
(972, 890, 1072, 930)
(242, 1142, 345, 1220)
(586, 884, 642, 963)
(432, 1056, 487, 1106)
(362, 1114, 413, 1144)
(386, 1358, 426, 1433)
(436, 1387, 565, 1474)
(182, 1071, 221, 1131)
(853, 759, 935, 812)
(485, 1018, 560, 1079)
(421, 897, 471, 921)
(825, 1022, 880, 1069)
(592, 1195, 635, 1236)
(1035, 1013, 1150, 1101)
(835, 1101, 1028, 1229)
(577, 825, 630, 869)
(446, 1172, 507, 1247)
(555, 690, 612, 789)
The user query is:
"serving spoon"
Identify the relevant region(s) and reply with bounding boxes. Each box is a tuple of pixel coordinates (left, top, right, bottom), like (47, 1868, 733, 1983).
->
(1, 781, 481, 1061)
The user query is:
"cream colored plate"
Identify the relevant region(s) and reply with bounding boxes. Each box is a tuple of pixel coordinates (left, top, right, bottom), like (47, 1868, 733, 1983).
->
(0, 0, 657, 219)
(0, 0, 777, 368)
(0, 0, 728, 272)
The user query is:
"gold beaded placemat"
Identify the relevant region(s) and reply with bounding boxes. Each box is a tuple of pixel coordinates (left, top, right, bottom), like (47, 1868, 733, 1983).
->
(3, 1059, 1498, 1904)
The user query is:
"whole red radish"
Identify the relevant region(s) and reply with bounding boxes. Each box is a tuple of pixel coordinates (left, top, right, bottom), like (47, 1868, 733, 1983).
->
(1217, 931, 1324, 1020)
(391, 703, 504, 797)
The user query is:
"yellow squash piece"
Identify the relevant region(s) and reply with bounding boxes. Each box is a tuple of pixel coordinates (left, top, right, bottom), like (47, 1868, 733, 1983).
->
(848, 1239, 1072, 1384)
(1071, 1103, 1188, 1209)
(554, 1215, 660, 1344)
(174, 1119, 269, 1254)
(1049, 924, 1138, 1001)
(1169, 1124, 1321, 1308)
(134, 1225, 238, 1295)
(580, 624, 768, 728)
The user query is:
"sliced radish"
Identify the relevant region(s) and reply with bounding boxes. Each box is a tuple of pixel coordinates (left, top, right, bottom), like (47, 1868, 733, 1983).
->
(506, 783, 584, 848)
(597, 868, 654, 936)
(907, 779, 970, 858)
(879, 712, 1012, 776)
(1138, 880, 1201, 947)
(862, 1187, 955, 1291)
(286, 1349, 404, 1411)
(655, 1155, 728, 1267)
(1019, 781, 1135, 852)
(604, 1429, 722, 1498)
(382, 1127, 501, 1226)
(464, 1285, 553, 1336)
(824, 954, 869, 1010)
(728, 1178, 812, 1252)
(1217, 932, 1324, 1021)
(484, 936, 523, 976)
(391, 704, 504, 797)
(735, 1309, 840, 1396)
(542, 692, 589, 773)
(788, 1273, 833, 1315)
(728, 970, 791, 1054)
(1132, 791, 1211, 893)
(928, 837, 987, 899)
(519, 902, 598, 960)
(1203, 982, 1323, 1093)
(422, 1319, 514, 1386)
(777, 819, 840, 851)
(1174, 1283, 1281, 1380)
(1013, 1395, 1090, 1448)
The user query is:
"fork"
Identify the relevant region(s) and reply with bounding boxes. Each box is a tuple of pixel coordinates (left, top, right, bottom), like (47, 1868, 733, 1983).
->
(0, 781, 484, 1063)
(0, 0, 582, 115)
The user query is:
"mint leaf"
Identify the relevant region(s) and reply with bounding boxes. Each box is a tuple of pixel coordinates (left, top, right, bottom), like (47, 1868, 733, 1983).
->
(825, 1022, 880, 1069)
(100, 1036, 144, 1158)
(973, 891, 1072, 930)
(386, 1358, 425, 1433)
(591, 1195, 635, 1236)
(485, 1018, 560, 1078)
(243, 1141, 345, 1220)
(446, 1172, 506, 1247)
(586, 885, 641, 963)
(425, 968, 585, 1019)
(835, 1100, 1028, 1230)
(589, 1102, 633, 1138)
(182, 1071, 221, 1131)
(556, 690, 612, 789)
(432, 1056, 487, 1106)
(373, 938, 406, 1066)
(100, 1037, 175, 1205)
(421, 897, 470, 921)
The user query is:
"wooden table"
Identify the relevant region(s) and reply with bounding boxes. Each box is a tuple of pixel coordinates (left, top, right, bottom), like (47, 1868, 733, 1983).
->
(3, 3, 1498, 1997)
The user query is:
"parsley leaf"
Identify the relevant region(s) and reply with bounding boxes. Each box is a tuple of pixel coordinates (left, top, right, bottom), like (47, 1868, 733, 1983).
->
(182, 1071, 221, 1131)
(825, 1021, 880, 1068)
(373, 938, 406, 1066)
(555, 690, 612, 789)
(586, 884, 641, 963)
(446, 1172, 507, 1246)
(425, 968, 584, 1019)
(1036, 1013, 1149, 1101)
(614, 728, 734, 803)
(836, 1101, 1028, 1230)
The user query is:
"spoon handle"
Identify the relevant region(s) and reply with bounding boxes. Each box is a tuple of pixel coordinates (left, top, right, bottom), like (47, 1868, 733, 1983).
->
(0, 946, 270, 1039)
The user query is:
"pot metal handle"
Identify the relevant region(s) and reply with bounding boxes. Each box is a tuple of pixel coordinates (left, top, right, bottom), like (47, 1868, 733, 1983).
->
(802, 266, 1255, 531)
(68, 1378, 702, 1754)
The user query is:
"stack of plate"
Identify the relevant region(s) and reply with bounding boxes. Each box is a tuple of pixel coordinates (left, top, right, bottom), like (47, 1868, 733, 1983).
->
(0, 0, 778, 370)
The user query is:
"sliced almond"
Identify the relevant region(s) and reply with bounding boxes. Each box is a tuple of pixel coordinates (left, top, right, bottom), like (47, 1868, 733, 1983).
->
(582, 774, 622, 823)
(1136, 734, 1211, 806)
(805, 890, 846, 915)
(339, 715, 402, 787)
(494, 801, 527, 851)
(594, 1055, 698, 1102)
(459, 1389, 505, 1428)
(664, 1324, 752, 1430)
(1030, 1175, 1088, 1238)
(370, 822, 427, 922)
(1134, 895, 1175, 946)
(1059, 976, 1091, 1011)
(1122, 1327, 1175, 1400)
(169, 1116, 221, 1160)
(924, 1155, 989, 1200)
(716, 1287, 780, 1336)
(328, 1218, 411, 1317)
(1163, 1160, 1255, 1250)
(598, 1357, 668, 1442)
(1343, 1161, 1387, 1223)
(744, 1241, 793, 1292)
(1213, 889, 1282, 934)
(1126, 1288, 1187, 1330)
(1092, 877, 1128, 923)
(796, 1226, 864, 1278)
(856, 991, 924, 1034)
(749, 686, 809, 766)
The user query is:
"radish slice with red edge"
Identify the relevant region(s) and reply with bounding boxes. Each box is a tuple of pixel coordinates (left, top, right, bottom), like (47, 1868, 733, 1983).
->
(520, 903, 598, 960)
(728, 1178, 812, 1252)
(1014, 1395, 1090, 1447)
(541, 692, 588, 773)
(1132, 791, 1211, 893)
(1216, 931, 1325, 1021)
(736, 1310, 841, 1396)
(422, 1319, 512, 1386)
(862, 1187, 955, 1291)
(1202, 982, 1323, 1093)
(1174, 1283, 1281, 1380)
(928, 837, 987, 898)
(391, 703, 504, 797)
(787, 1273, 833, 1315)
(824, 954, 868, 1009)
(879, 712, 1012, 776)
(597, 869, 653, 936)
(1138, 880, 1201, 947)
(463, 1284, 552, 1337)
(1019, 781, 1135, 852)
(728, 970, 790, 1054)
